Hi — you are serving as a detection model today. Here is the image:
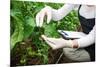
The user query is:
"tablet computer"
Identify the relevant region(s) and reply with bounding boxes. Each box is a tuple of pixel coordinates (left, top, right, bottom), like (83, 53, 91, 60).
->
(58, 30, 87, 39)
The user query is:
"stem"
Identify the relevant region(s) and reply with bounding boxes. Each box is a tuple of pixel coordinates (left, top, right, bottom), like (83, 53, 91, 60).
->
(55, 52, 63, 64)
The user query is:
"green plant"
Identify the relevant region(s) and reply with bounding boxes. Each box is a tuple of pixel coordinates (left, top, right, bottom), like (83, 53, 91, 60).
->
(11, 1, 79, 66)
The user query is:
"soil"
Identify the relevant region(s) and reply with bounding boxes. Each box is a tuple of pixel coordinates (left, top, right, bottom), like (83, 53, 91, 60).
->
(11, 38, 72, 66)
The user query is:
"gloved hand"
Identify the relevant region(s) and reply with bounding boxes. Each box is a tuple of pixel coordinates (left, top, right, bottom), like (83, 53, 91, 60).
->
(36, 6, 52, 27)
(41, 35, 77, 50)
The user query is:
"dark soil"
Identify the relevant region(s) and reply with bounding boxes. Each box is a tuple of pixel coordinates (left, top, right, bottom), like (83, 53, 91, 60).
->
(11, 38, 71, 66)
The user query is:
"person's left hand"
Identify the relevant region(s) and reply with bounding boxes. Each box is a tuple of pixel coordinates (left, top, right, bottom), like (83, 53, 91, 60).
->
(41, 35, 74, 50)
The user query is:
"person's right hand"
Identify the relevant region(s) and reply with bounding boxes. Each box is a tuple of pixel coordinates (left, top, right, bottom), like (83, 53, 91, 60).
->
(36, 6, 52, 27)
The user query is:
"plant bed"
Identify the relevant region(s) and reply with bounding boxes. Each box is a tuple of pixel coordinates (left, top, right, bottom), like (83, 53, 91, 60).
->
(10, 1, 79, 66)
(11, 38, 63, 66)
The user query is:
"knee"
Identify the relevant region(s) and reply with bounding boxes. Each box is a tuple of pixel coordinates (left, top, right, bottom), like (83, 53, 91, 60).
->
(63, 48, 91, 62)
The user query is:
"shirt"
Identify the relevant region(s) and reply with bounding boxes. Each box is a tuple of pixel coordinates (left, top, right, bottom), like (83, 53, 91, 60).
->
(51, 4, 96, 48)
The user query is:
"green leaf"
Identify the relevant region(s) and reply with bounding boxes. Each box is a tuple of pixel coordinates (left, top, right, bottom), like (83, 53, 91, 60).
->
(44, 23, 60, 38)
(24, 17, 35, 39)
(10, 11, 24, 49)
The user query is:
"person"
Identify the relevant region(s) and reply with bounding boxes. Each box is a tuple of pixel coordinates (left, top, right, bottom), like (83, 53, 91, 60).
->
(36, 3, 95, 62)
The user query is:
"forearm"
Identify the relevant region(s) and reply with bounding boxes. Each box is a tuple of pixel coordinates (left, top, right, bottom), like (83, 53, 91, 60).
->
(74, 26, 95, 48)
(51, 4, 78, 21)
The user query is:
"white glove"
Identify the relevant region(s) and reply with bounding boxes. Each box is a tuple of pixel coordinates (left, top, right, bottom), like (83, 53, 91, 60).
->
(41, 35, 76, 50)
(36, 6, 52, 27)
